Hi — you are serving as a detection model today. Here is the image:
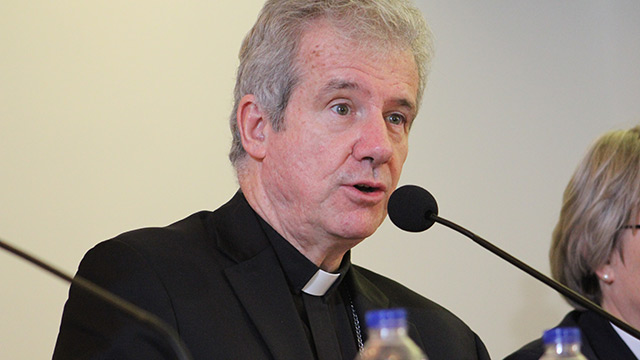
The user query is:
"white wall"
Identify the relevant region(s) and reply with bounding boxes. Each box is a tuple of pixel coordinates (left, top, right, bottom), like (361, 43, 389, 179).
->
(1, 1, 639, 359)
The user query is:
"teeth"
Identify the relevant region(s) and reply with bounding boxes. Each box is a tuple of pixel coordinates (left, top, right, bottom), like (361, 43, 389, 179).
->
(355, 184, 375, 193)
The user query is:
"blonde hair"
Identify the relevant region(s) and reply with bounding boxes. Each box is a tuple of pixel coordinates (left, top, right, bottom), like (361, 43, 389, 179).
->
(551, 125, 640, 307)
(228, 0, 433, 169)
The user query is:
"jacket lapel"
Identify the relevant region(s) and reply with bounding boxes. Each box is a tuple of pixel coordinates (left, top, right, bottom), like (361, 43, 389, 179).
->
(215, 192, 314, 359)
(580, 311, 637, 360)
(225, 248, 314, 360)
(348, 266, 426, 352)
(349, 266, 389, 313)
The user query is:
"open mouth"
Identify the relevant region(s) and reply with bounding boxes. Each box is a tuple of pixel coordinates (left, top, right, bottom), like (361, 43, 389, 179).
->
(354, 184, 378, 193)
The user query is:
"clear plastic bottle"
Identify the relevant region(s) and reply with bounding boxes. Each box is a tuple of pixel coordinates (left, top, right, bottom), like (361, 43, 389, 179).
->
(539, 327, 587, 360)
(355, 308, 428, 360)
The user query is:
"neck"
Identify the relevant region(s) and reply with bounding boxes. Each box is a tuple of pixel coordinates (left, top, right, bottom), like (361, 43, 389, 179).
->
(602, 298, 640, 330)
(240, 175, 360, 272)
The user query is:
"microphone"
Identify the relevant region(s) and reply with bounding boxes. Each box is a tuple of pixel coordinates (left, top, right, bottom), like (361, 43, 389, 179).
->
(387, 184, 640, 340)
(0, 237, 193, 360)
(387, 185, 438, 232)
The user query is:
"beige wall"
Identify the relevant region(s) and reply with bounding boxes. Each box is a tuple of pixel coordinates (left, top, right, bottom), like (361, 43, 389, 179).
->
(1, 1, 639, 358)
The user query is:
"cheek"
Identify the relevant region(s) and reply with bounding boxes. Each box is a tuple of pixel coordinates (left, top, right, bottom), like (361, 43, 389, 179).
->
(620, 240, 640, 277)
(397, 142, 409, 162)
(391, 141, 409, 170)
(627, 252, 640, 282)
(272, 135, 339, 188)
(305, 132, 354, 170)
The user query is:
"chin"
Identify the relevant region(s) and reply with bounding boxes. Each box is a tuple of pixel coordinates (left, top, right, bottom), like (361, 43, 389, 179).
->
(333, 216, 384, 240)
(341, 229, 376, 241)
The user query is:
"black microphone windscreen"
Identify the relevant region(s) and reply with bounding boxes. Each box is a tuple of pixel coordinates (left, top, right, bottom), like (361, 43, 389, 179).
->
(388, 185, 439, 232)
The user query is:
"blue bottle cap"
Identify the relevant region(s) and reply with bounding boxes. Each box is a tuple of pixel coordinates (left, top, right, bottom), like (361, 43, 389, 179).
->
(365, 308, 407, 328)
(542, 327, 581, 344)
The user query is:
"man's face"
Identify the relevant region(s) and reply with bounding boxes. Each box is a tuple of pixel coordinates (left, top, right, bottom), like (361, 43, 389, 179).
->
(260, 21, 419, 246)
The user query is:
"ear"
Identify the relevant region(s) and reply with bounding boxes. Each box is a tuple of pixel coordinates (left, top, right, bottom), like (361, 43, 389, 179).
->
(595, 262, 615, 285)
(236, 94, 268, 160)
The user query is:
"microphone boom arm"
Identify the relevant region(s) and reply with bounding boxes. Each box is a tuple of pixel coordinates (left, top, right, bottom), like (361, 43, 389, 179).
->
(430, 213, 640, 340)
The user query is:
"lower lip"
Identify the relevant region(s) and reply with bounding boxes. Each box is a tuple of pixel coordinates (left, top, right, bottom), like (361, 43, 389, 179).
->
(344, 185, 386, 203)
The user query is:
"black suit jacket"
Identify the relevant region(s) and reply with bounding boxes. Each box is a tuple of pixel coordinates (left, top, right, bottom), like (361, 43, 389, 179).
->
(503, 310, 636, 360)
(53, 191, 490, 360)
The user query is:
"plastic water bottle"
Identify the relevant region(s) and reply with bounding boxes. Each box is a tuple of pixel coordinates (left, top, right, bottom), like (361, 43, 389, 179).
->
(539, 327, 587, 360)
(355, 308, 428, 360)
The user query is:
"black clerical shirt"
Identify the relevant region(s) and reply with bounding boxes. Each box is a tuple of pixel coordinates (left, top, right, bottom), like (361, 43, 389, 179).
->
(258, 218, 361, 360)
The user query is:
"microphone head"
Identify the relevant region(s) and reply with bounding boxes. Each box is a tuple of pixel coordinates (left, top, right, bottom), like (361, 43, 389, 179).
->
(388, 185, 439, 232)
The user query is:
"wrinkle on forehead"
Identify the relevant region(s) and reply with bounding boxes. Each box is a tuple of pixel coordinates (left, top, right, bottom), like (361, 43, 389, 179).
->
(299, 20, 414, 70)
(323, 79, 360, 91)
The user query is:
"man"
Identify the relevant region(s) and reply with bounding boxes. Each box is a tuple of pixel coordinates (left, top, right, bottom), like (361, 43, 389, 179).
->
(53, 0, 491, 359)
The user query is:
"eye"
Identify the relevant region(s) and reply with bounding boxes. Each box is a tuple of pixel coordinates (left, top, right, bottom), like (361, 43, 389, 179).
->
(386, 113, 406, 125)
(331, 103, 351, 116)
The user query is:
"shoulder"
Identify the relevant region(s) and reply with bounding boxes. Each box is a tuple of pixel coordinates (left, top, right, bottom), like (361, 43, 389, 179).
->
(76, 211, 216, 287)
(503, 310, 583, 360)
(78, 211, 214, 274)
(503, 338, 544, 360)
(352, 265, 490, 360)
(99, 211, 215, 254)
(352, 265, 434, 303)
(87, 191, 266, 267)
(77, 191, 265, 294)
(352, 264, 461, 319)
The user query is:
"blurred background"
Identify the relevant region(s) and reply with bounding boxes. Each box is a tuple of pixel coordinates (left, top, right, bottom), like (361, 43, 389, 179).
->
(1, 1, 639, 358)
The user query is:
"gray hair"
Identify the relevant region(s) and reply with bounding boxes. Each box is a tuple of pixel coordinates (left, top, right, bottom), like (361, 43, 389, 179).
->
(228, 0, 434, 171)
(550, 125, 640, 307)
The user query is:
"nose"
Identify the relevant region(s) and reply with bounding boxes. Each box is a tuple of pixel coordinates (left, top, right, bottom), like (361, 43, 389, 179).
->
(352, 115, 393, 166)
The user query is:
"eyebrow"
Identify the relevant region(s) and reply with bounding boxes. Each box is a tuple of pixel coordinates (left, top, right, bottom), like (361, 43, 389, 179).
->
(320, 79, 416, 112)
(320, 79, 361, 93)
(392, 98, 416, 113)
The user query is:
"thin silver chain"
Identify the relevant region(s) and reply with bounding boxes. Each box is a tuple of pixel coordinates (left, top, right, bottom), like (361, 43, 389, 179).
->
(347, 290, 365, 353)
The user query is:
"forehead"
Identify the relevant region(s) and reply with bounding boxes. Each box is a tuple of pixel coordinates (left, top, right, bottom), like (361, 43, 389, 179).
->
(294, 20, 419, 97)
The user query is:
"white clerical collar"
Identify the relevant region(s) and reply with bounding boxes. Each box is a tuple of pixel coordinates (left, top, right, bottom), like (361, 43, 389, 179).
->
(611, 322, 640, 358)
(301, 269, 340, 296)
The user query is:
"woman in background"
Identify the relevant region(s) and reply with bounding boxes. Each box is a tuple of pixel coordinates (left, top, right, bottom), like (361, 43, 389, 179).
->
(505, 126, 640, 359)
